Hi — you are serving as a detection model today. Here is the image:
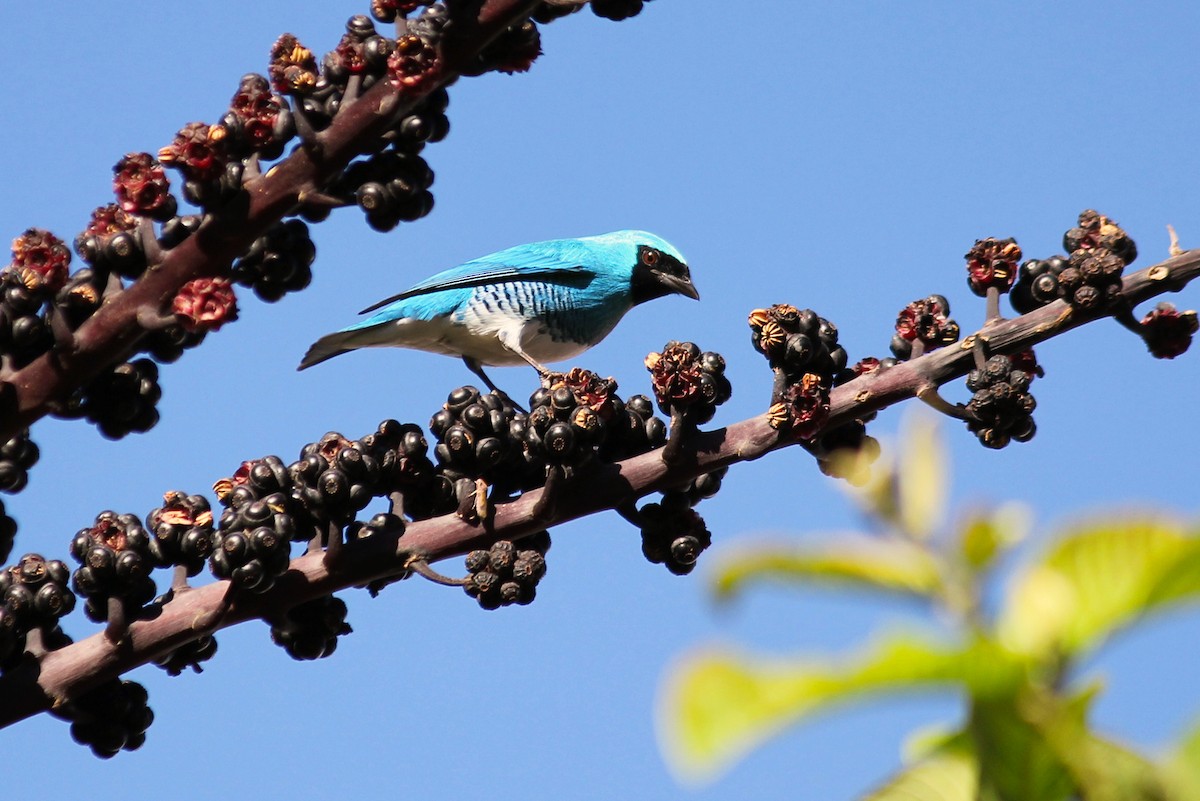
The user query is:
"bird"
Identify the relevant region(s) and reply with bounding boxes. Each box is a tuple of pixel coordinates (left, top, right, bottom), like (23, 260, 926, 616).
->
(297, 230, 699, 393)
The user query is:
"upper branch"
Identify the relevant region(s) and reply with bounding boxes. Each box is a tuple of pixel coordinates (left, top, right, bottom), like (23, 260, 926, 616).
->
(0, 0, 542, 443)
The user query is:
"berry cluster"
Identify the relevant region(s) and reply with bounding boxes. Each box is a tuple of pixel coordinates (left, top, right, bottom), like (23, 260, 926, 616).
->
(965, 237, 1021, 297)
(293, 434, 384, 523)
(359, 420, 450, 520)
(591, 0, 656, 21)
(159, 122, 243, 208)
(146, 491, 218, 576)
(1140, 302, 1199, 359)
(52, 679, 153, 758)
(69, 512, 158, 622)
(427, 374, 668, 501)
(271, 594, 353, 659)
(749, 305, 846, 439)
(231, 220, 315, 302)
(54, 359, 162, 440)
(0, 429, 39, 494)
(890, 295, 960, 360)
(334, 150, 436, 232)
(965, 352, 1041, 449)
(211, 464, 302, 593)
(1010, 256, 1069, 314)
(463, 532, 550, 610)
(215, 73, 295, 161)
(0, 553, 75, 651)
(112, 152, 177, 221)
(1010, 211, 1138, 314)
(431, 386, 526, 484)
(154, 634, 218, 677)
(468, 20, 542, 76)
(639, 492, 712, 576)
(0, 229, 71, 368)
(74, 204, 146, 280)
(645, 341, 733, 426)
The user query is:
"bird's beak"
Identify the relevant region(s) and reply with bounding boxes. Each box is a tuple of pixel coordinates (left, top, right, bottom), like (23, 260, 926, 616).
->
(660, 273, 700, 301)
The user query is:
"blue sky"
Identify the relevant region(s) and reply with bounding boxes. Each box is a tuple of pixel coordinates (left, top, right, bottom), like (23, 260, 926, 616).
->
(2, 2, 1200, 799)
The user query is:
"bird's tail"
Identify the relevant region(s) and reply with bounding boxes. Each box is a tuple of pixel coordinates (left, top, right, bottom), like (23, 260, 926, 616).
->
(298, 331, 356, 370)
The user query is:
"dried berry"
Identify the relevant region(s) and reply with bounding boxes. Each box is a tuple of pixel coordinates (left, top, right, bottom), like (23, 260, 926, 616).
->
(10, 228, 70, 294)
(891, 295, 959, 359)
(1140, 302, 1198, 359)
(112, 153, 176, 221)
(965, 237, 1021, 296)
(173, 277, 238, 333)
(269, 34, 319, 95)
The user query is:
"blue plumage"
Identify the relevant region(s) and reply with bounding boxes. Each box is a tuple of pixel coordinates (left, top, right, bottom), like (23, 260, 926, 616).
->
(298, 230, 697, 391)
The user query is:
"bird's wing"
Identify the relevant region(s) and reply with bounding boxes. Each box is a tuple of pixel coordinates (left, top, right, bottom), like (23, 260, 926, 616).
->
(358, 239, 597, 314)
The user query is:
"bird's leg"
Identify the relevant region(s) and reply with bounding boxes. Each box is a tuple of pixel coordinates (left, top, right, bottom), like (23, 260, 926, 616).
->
(462, 355, 504, 393)
(497, 333, 562, 389)
(462, 356, 526, 413)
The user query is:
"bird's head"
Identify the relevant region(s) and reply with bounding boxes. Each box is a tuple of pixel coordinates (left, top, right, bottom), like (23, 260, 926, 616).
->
(599, 230, 698, 305)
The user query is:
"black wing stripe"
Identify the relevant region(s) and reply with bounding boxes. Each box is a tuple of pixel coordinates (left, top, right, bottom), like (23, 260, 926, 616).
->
(358, 265, 594, 314)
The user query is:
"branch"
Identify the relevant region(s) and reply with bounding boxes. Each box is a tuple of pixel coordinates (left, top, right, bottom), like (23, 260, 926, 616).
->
(1, 247, 1196, 727)
(0, 0, 542, 443)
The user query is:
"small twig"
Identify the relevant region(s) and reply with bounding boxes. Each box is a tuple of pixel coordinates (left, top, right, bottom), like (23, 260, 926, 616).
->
(24, 627, 48, 659)
(290, 102, 322, 154)
(103, 596, 128, 644)
(615, 500, 644, 529)
(137, 218, 163, 266)
(530, 464, 562, 521)
(405, 556, 468, 587)
(971, 336, 988, 370)
(191, 582, 236, 633)
(916, 384, 971, 421)
(341, 74, 363, 109)
(170, 565, 190, 594)
(909, 339, 927, 360)
(323, 520, 344, 569)
(1110, 298, 1144, 335)
(388, 490, 406, 520)
(45, 308, 76, 359)
(661, 407, 690, 465)
(985, 286, 1002, 322)
(1169, 224, 1183, 257)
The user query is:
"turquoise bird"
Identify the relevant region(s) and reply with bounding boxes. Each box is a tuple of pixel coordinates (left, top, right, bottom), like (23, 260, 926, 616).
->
(298, 230, 698, 391)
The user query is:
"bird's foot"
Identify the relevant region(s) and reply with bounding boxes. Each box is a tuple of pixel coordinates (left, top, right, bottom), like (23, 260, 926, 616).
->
(538, 369, 568, 389)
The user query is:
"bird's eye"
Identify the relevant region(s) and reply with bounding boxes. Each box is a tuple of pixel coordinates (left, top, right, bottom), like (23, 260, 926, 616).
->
(641, 248, 660, 267)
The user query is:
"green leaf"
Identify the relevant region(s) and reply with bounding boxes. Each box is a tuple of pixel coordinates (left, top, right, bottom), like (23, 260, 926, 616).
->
(1164, 714, 1200, 800)
(657, 634, 1020, 784)
(710, 535, 944, 602)
(861, 746, 979, 801)
(956, 503, 1031, 572)
(997, 516, 1200, 656)
(971, 696, 1077, 801)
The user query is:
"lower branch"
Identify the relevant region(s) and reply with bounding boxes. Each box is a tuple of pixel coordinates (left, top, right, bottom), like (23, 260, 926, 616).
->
(0, 248, 1197, 727)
